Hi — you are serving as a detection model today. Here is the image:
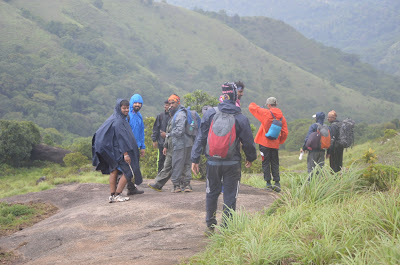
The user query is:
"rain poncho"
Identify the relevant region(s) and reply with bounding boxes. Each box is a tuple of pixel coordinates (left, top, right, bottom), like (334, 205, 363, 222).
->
(92, 99, 142, 184)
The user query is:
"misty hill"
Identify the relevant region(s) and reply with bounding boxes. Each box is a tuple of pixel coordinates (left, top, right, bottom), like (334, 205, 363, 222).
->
(1, 0, 400, 137)
(164, 0, 400, 76)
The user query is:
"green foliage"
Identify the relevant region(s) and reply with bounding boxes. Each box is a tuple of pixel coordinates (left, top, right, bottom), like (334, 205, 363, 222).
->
(362, 148, 377, 164)
(283, 119, 311, 151)
(68, 137, 92, 159)
(0, 120, 41, 167)
(183, 90, 219, 114)
(42, 127, 63, 146)
(361, 164, 400, 191)
(141, 116, 158, 178)
(384, 129, 398, 139)
(63, 152, 90, 168)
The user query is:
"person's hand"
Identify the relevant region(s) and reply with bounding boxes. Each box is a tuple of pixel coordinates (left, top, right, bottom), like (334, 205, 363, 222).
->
(163, 147, 167, 156)
(191, 163, 199, 174)
(153, 142, 158, 148)
(160, 130, 166, 139)
(245, 161, 252, 168)
(124, 154, 131, 165)
(140, 149, 145, 157)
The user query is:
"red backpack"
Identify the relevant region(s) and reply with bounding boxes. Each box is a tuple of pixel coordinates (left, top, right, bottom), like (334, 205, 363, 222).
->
(205, 108, 237, 159)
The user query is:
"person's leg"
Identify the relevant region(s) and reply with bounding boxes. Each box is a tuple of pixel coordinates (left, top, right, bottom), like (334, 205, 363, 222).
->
(171, 148, 185, 190)
(270, 148, 280, 183)
(182, 146, 193, 191)
(221, 162, 241, 226)
(152, 150, 173, 189)
(206, 162, 222, 228)
(109, 170, 118, 194)
(157, 145, 166, 173)
(307, 151, 315, 173)
(260, 145, 272, 184)
(116, 174, 128, 194)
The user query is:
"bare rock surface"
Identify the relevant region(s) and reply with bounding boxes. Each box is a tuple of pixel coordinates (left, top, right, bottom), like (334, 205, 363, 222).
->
(0, 179, 278, 264)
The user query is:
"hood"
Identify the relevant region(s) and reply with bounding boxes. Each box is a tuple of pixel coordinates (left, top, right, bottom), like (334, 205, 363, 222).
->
(315, 112, 325, 125)
(269, 107, 283, 119)
(218, 101, 241, 115)
(115, 98, 126, 118)
(129, 94, 143, 113)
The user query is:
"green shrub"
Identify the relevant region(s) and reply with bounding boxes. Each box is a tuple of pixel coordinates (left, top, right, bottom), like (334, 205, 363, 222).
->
(360, 164, 400, 191)
(69, 137, 92, 159)
(63, 152, 90, 168)
(0, 120, 41, 167)
(384, 129, 398, 139)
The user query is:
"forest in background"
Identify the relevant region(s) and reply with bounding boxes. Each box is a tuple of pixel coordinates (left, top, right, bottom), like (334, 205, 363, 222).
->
(1, 0, 400, 139)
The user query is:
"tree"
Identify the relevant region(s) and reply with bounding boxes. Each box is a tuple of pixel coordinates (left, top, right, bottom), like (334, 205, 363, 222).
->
(0, 120, 41, 166)
(183, 90, 219, 114)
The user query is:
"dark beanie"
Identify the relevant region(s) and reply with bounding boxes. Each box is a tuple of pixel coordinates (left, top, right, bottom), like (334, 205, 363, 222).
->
(221, 82, 238, 102)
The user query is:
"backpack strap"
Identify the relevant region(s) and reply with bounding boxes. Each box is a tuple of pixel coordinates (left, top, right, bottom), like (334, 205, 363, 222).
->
(269, 110, 282, 121)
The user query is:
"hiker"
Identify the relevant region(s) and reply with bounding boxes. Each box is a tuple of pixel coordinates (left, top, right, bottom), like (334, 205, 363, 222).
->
(125, 93, 145, 195)
(147, 109, 173, 191)
(151, 99, 171, 173)
(327, 110, 344, 173)
(92, 99, 143, 203)
(191, 82, 257, 235)
(249, 97, 288, 192)
(219, 81, 244, 108)
(235, 80, 245, 107)
(301, 112, 326, 174)
(149, 94, 193, 193)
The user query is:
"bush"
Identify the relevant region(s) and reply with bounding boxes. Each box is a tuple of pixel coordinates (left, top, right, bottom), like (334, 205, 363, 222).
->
(63, 152, 90, 169)
(360, 164, 400, 191)
(0, 120, 41, 167)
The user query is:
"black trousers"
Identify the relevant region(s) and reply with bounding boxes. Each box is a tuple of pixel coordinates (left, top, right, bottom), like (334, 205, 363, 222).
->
(259, 145, 280, 183)
(329, 146, 344, 173)
(157, 145, 166, 173)
(205, 161, 241, 228)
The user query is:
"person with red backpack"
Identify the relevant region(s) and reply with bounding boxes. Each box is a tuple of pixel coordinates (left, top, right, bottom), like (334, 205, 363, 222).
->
(191, 82, 257, 236)
(249, 97, 288, 192)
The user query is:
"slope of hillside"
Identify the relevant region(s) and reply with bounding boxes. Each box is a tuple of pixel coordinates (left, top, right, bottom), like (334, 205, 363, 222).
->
(1, 0, 400, 137)
(164, 0, 400, 76)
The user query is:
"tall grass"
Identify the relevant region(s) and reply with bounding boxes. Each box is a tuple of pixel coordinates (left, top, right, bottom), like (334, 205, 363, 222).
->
(186, 166, 400, 264)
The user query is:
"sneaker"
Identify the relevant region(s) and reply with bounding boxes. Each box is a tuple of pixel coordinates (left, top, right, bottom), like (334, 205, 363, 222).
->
(108, 195, 114, 203)
(127, 187, 144, 195)
(272, 182, 281, 193)
(265, 183, 273, 190)
(204, 226, 215, 237)
(113, 194, 129, 202)
(171, 185, 182, 193)
(148, 183, 162, 192)
(183, 185, 192, 192)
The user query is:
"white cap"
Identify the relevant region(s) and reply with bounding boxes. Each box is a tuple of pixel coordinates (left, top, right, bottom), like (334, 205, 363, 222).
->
(312, 114, 316, 118)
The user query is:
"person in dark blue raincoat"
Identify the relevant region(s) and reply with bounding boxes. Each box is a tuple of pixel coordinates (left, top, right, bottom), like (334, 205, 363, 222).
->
(92, 99, 143, 203)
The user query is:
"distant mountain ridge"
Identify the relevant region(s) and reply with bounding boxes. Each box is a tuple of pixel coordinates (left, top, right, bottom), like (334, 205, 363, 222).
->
(164, 0, 400, 76)
(1, 0, 400, 137)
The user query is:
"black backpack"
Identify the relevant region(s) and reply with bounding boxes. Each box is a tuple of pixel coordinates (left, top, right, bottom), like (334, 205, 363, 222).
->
(337, 118, 355, 148)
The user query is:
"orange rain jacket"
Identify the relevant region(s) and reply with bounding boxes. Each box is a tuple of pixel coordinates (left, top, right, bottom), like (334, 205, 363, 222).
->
(249, 102, 288, 149)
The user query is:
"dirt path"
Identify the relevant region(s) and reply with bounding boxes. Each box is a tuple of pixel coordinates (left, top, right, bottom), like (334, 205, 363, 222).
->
(0, 179, 278, 264)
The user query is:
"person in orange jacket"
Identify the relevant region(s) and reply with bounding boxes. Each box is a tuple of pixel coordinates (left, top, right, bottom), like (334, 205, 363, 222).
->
(249, 97, 288, 192)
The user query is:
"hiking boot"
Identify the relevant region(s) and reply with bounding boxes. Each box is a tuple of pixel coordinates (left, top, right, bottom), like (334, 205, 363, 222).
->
(113, 194, 129, 202)
(171, 185, 182, 193)
(183, 185, 192, 192)
(265, 183, 273, 190)
(204, 226, 215, 237)
(127, 186, 144, 195)
(272, 182, 281, 193)
(148, 183, 162, 192)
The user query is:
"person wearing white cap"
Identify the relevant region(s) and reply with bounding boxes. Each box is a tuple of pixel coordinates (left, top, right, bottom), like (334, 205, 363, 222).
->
(301, 112, 326, 176)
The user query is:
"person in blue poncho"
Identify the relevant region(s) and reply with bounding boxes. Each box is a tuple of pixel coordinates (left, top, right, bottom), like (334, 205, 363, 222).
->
(126, 94, 146, 195)
(92, 99, 143, 203)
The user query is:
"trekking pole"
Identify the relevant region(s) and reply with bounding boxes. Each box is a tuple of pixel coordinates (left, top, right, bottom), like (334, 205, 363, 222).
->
(128, 164, 136, 186)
